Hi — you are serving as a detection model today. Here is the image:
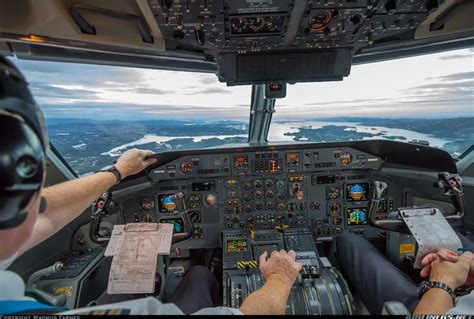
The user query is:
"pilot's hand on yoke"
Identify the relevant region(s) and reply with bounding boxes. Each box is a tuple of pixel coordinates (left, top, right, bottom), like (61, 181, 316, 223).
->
(259, 249, 303, 288)
(115, 148, 157, 178)
(420, 249, 474, 289)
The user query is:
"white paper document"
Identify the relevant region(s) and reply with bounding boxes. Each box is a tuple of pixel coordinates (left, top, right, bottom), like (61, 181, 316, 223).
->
(105, 222, 174, 294)
(400, 207, 462, 268)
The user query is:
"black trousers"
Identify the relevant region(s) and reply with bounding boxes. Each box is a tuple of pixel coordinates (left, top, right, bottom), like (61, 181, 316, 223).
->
(96, 265, 221, 314)
(329, 232, 474, 315)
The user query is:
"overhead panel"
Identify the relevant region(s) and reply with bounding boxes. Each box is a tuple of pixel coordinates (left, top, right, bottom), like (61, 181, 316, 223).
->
(146, 0, 446, 85)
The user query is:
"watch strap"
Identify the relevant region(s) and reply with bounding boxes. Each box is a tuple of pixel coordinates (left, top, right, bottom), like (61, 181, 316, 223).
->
(418, 280, 456, 304)
(98, 165, 122, 185)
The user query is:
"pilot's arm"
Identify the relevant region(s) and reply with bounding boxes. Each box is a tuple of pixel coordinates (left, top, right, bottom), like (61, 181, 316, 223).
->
(239, 250, 302, 315)
(414, 251, 473, 314)
(18, 148, 156, 255)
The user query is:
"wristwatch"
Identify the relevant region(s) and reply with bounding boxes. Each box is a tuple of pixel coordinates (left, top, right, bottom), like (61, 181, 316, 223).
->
(418, 280, 456, 304)
(98, 165, 122, 185)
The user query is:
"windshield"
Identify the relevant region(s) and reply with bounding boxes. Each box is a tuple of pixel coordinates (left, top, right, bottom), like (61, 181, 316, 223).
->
(11, 48, 473, 176)
(11, 59, 252, 175)
(268, 48, 473, 157)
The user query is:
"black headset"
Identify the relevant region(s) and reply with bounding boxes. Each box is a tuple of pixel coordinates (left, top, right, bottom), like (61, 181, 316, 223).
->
(0, 55, 48, 229)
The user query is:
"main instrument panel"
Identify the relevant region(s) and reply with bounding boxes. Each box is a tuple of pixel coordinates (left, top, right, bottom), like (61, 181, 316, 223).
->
(119, 143, 405, 249)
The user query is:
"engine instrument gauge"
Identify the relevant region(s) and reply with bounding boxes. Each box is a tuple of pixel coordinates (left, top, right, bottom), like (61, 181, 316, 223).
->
(254, 179, 263, 188)
(340, 152, 353, 165)
(309, 10, 333, 32)
(180, 161, 193, 173)
(140, 198, 155, 210)
(140, 212, 156, 223)
(265, 178, 274, 188)
(234, 155, 249, 171)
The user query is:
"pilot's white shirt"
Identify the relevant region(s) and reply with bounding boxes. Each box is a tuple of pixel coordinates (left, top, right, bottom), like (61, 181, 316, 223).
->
(0, 254, 242, 315)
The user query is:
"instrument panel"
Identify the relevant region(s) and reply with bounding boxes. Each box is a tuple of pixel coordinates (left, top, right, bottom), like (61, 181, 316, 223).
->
(119, 145, 404, 248)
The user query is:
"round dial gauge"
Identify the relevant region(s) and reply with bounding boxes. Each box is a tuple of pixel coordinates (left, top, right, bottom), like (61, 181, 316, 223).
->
(327, 186, 341, 199)
(180, 161, 193, 173)
(254, 179, 263, 188)
(189, 211, 202, 224)
(140, 198, 154, 210)
(265, 179, 274, 188)
(309, 10, 333, 31)
(140, 213, 156, 223)
(310, 201, 320, 210)
(333, 216, 343, 225)
(340, 152, 353, 165)
(328, 201, 342, 216)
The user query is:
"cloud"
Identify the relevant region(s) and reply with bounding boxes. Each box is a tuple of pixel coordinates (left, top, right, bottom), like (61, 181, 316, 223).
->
(409, 80, 474, 90)
(438, 54, 473, 60)
(9, 47, 473, 121)
(198, 76, 219, 85)
(185, 87, 232, 95)
(134, 87, 171, 95)
(428, 71, 474, 82)
(29, 82, 98, 100)
(304, 97, 392, 106)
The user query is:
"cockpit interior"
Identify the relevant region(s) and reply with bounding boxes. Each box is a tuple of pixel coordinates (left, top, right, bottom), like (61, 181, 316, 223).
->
(1, 0, 473, 315)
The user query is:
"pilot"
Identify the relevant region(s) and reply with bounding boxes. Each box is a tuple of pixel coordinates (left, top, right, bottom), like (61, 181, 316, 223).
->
(0, 56, 303, 315)
(330, 232, 474, 315)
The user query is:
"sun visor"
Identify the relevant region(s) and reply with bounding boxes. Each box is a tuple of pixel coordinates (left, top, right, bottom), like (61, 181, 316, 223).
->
(218, 49, 353, 86)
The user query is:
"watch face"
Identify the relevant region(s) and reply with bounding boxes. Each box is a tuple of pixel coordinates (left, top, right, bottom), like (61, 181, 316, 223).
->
(100, 165, 114, 171)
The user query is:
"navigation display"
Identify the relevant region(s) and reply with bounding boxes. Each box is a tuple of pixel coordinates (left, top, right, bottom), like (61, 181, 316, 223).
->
(158, 194, 177, 213)
(345, 183, 369, 202)
(226, 239, 248, 253)
(160, 218, 184, 233)
(347, 208, 368, 225)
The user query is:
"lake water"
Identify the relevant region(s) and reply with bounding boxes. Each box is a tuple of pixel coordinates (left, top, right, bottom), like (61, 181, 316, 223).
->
(102, 121, 451, 157)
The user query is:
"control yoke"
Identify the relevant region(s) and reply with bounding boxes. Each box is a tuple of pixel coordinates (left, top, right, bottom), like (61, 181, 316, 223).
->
(369, 172, 465, 233)
(166, 192, 195, 244)
(89, 192, 194, 244)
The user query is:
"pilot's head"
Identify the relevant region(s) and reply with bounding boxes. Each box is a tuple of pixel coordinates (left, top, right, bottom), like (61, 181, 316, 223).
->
(0, 55, 48, 260)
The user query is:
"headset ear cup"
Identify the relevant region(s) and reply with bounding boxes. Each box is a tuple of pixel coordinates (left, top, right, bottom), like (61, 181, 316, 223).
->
(0, 114, 44, 229)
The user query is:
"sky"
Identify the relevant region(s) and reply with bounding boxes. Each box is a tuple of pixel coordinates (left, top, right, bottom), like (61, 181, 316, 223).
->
(10, 47, 474, 121)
